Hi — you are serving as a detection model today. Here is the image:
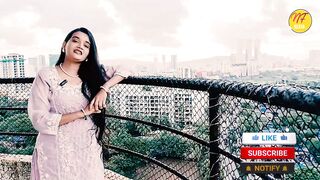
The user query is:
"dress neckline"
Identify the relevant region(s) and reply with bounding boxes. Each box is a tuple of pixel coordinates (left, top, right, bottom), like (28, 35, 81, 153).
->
(53, 66, 83, 87)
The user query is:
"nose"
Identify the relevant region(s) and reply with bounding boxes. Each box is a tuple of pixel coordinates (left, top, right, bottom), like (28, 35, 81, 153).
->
(77, 43, 84, 50)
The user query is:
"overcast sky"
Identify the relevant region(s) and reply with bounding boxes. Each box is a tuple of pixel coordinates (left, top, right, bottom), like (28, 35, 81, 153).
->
(0, 0, 319, 62)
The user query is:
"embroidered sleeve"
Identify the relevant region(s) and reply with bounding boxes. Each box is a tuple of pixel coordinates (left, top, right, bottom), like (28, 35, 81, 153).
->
(103, 64, 131, 80)
(28, 69, 62, 135)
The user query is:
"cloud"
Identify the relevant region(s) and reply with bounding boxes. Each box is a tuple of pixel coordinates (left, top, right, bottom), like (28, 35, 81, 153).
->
(0, 10, 39, 47)
(108, 0, 188, 47)
(2, 0, 317, 60)
(0, 0, 115, 31)
(0, 0, 117, 51)
(211, 0, 290, 51)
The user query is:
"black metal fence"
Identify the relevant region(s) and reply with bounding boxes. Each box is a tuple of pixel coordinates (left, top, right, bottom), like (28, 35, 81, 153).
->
(0, 77, 319, 180)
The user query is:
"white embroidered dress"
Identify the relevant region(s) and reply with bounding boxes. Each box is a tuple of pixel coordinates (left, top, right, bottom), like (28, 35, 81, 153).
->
(28, 66, 128, 180)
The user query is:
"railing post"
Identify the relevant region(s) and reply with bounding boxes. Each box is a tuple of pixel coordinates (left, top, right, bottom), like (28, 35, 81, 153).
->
(209, 91, 220, 180)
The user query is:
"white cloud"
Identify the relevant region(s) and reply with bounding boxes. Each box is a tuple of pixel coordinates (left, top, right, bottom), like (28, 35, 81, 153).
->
(1, 11, 40, 28)
(106, 0, 188, 46)
(0, 0, 320, 61)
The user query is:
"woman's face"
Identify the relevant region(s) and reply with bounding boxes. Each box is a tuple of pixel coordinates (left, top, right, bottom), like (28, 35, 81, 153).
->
(64, 31, 91, 62)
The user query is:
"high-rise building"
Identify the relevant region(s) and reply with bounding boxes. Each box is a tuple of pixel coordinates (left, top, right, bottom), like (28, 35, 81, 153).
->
(109, 86, 203, 127)
(177, 67, 194, 78)
(0, 53, 25, 78)
(231, 39, 260, 77)
(162, 54, 166, 72)
(27, 55, 46, 77)
(153, 57, 159, 73)
(309, 50, 320, 67)
(170, 55, 177, 71)
(49, 54, 60, 67)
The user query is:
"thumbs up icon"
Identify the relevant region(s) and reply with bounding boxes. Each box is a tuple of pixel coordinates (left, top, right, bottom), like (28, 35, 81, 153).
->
(252, 135, 259, 140)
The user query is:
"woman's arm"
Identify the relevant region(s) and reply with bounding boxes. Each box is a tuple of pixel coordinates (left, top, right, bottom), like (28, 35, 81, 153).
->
(28, 70, 62, 135)
(90, 75, 125, 111)
(102, 74, 125, 90)
(90, 65, 130, 111)
(59, 105, 101, 126)
(59, 111, 84, 126)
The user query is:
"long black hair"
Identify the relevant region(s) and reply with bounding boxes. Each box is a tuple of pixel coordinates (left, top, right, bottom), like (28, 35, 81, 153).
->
(56, 27, 107, 147)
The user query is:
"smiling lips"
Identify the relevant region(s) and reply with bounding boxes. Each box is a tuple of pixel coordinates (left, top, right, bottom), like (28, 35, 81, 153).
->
(74, 49, 83, 55)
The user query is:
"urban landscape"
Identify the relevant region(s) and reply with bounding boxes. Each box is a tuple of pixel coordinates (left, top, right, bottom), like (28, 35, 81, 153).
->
(0, 43, 319, 179)
(0, 0, 320, 179)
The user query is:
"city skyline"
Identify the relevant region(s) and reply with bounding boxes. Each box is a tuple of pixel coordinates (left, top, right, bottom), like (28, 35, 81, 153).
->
(1, 0, 320, 63)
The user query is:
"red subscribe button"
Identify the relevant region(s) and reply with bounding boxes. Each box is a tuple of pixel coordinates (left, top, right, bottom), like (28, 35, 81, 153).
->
(241, 147, 295, 159)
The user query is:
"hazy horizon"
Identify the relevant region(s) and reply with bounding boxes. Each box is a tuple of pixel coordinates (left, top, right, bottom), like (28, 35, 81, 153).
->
(1, 0, 320, 62)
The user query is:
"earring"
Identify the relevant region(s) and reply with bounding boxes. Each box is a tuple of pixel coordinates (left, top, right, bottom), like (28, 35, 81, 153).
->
(62, 48, 65, 53)
(85, 59, 88, 62)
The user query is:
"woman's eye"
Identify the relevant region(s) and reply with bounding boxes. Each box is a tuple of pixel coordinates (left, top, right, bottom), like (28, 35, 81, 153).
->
(85, 45, 90, 48)
(72, 39, 78, 43)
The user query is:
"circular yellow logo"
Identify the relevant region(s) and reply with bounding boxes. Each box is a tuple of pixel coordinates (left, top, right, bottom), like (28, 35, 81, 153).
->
(289, 9, 312, 33)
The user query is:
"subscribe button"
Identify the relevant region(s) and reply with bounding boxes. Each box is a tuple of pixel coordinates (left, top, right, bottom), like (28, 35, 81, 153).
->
(241, 147, 295, 159)
(242, 133, 296, 145)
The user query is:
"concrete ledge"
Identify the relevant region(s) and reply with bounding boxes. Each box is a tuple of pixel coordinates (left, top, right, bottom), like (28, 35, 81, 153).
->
(0, 154, 31, 180)
(0, 153, 130, 180)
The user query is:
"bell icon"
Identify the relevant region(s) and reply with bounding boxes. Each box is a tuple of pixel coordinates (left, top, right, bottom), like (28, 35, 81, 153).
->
(282, 165, 287, 171)
(246, 166, 251, 171)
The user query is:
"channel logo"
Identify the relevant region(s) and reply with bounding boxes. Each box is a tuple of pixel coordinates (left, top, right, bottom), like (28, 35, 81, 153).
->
(289, 9, 312, 33)
(242, 133, 296, 145)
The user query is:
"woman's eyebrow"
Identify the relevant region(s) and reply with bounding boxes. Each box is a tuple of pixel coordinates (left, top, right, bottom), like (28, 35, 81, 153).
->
(71, 36, 80, 40)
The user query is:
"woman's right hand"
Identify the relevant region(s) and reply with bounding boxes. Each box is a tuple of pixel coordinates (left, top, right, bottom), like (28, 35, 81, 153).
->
(83, 104, 102, 116)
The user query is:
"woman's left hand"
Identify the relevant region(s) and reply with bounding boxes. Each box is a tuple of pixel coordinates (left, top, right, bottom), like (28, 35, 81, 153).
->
(90, 90, 108, 111)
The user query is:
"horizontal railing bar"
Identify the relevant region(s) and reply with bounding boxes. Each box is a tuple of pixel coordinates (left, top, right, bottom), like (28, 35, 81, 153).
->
(0, 107, 27, 110)
(121, 77, 320, 115)
(107, 114, 209, 147)
(108, 145, 188, 180)
(1, 76, 318, 115)
(0, 132, 37, 136)
(0, 78, 34, 84)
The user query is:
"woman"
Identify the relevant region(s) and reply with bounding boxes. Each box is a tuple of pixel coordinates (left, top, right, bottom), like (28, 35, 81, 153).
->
(28, 27, 129, 180)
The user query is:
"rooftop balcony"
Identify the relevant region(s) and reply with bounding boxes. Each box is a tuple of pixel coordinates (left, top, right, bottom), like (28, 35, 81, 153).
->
(0, 76, 319, 179)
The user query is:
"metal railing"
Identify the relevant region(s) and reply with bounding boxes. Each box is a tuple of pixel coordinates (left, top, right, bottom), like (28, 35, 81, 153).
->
(0, 77, 319, 179)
